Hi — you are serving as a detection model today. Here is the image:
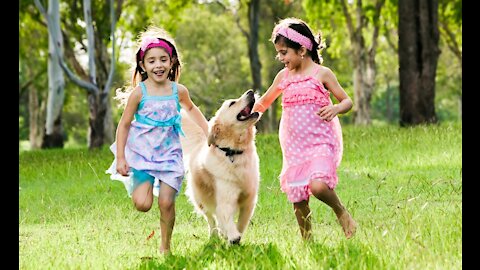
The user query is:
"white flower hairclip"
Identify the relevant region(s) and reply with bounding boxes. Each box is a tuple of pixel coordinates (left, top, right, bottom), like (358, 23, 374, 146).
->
(140, 36, 160, 52)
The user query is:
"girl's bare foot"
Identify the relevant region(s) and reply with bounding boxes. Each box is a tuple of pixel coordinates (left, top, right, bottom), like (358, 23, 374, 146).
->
(337, 210, 357, 239)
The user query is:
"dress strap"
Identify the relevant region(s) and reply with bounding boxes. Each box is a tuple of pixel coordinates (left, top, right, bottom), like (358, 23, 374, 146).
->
(137, 82, 148, 110)
(172, 82, 181, 112)
(139, 81, 148, 97)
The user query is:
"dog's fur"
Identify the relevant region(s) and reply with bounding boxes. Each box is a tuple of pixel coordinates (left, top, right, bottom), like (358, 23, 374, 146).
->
(180, 90, 261, 244)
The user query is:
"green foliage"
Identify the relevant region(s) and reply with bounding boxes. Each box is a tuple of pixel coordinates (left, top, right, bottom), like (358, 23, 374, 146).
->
(173, 4, 252, 118)
(142, 0, 194, 33)
(434, 47, 462, 121)
(303, 0, 352, 59)
(19, 0, 462, 146)
(19, 3, 49, 140)
(440, 0, 462, 24)
(20, 123, 462, 269)
(62, 81, 89, 146)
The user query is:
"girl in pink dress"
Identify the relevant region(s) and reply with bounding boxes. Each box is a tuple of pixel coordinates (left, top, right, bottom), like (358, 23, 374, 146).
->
(253, 17, 357, 240)
(106, 26, 209, 254)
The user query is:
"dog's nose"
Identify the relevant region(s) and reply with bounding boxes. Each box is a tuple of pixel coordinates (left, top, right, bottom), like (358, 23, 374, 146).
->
(246, 90, 254, 97)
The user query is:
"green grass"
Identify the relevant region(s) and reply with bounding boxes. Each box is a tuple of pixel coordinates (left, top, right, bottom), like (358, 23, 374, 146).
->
(19, 122, 462, 269)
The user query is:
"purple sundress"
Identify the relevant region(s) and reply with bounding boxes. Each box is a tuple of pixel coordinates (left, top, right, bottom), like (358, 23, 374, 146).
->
(106, 81, 184, 196)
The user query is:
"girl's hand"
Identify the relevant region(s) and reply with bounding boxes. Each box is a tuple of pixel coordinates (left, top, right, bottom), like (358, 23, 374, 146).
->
(317, 105, 337, 122)
(116, 158, 130, 176)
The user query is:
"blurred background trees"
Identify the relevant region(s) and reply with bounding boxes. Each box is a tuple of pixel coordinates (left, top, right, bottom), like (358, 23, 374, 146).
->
(19, 0, 462, 150)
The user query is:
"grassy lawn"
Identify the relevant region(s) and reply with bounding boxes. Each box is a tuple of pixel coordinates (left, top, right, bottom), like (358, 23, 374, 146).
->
(19, 122, 462, 269)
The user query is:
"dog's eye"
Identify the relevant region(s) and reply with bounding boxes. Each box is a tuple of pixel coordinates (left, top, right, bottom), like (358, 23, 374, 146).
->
(229, 101, 236, 107)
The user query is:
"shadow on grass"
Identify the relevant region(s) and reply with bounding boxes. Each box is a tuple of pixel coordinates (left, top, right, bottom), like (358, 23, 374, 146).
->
(137, 237, 286, 269)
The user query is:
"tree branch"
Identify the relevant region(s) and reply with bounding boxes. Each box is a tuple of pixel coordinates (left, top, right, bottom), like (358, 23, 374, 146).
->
(369, 0, 386, 54)
(215, 0, 249, 40)
(34, 0, 98, 94)
(383, 21, 398, 53)
(84, 0, 97, 85)
(440, 20, 462, 64)
(103, 0, 117, 94)
(340, 0, 355, 42)
(19, 68, 47, 102)
(61, 28, 89, 81)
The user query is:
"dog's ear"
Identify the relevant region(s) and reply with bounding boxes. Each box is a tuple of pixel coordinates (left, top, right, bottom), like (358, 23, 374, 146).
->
(208, 124, 220, 146)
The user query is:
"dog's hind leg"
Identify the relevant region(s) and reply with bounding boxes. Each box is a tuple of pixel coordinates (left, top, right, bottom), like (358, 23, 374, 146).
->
(204, 211, 220, 238)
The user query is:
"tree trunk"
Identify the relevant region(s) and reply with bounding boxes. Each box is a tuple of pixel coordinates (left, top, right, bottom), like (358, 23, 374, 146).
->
(35, 0, 118, 149)
(87, 92, 109, 149)
(104, 98, 115, 144)
(94, 33, 115, 144)
(43, 0, 65, 148)
(352, 67, 372, 125)
(351, 42, 375, 125)
(28, 86, 46, 149)
(339, 0, 384, 125)
(458, 96, 462, 120)
(263, 61, 283, 132)
(385, 79, 393, 123)
(246, 0, 274, 133)
(42, 114, 64, 148)
(398, 0, 439, 126)
(248, 0, 261, 93)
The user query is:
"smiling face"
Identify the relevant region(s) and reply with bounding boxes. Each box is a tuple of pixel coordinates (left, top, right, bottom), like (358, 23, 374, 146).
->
(274, 41, 303, 71)
(140, 47, 173, 83)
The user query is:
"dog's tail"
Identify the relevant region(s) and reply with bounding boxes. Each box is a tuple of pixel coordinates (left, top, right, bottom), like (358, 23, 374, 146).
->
(180, 109, 208, 169)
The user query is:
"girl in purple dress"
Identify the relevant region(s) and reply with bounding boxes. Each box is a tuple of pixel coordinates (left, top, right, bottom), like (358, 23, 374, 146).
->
(253, 18, 357, 240)
(106, 26, 208, 254)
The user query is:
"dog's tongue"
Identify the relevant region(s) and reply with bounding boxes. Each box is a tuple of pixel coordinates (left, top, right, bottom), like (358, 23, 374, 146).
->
(240, 106, 251, 116)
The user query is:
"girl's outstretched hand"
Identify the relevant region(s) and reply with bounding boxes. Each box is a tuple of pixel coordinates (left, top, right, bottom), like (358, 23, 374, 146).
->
(317, 105, 337, 122)
(116, 158, 130, 176)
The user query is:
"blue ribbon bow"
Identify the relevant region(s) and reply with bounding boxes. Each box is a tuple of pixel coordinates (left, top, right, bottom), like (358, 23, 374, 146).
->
(134, 113, 185, 137)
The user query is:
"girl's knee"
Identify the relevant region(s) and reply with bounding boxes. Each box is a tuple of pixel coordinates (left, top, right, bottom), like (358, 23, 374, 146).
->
(132, 194, 154, 212)
(158, 197, 175, 212)
(134, 201, 153, 212)
(310, 180, 330, 195)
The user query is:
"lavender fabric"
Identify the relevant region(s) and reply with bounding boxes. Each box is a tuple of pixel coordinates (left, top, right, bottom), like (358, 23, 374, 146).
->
(106, 81, 184, 195)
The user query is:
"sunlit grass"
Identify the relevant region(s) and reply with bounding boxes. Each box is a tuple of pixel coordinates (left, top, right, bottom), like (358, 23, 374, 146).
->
(19, 122, 462, 269)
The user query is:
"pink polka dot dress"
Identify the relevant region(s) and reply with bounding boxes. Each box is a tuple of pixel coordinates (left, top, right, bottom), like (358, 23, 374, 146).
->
(277, 66, 343, 203)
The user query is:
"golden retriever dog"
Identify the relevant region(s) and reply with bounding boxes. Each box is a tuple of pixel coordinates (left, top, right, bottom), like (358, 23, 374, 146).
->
(180, 90, 260, 244)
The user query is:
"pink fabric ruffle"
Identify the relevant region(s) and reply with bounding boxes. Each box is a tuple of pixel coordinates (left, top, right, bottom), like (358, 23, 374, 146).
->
(278, 75, 330, 107)
(280, 157, 338, 191)
(285, 185, 310, 203)
(281, 165, 338, 203)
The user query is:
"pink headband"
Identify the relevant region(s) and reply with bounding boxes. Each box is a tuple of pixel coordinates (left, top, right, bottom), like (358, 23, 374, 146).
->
(276, 26, 313, 51)
(139, 36, 173, 59)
